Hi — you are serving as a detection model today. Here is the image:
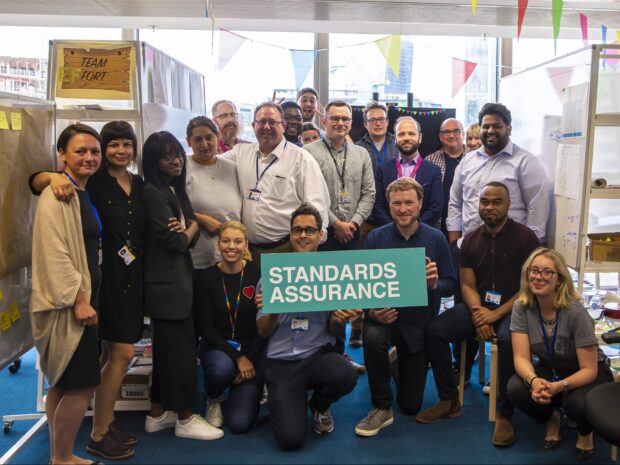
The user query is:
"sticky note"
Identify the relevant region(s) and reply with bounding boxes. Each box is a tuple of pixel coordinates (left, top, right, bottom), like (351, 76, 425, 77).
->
(0, 288, 3, 301)
(0, 112, 9, 130)
(10, 112, 22, 131)
(8, 302, 20, 322)
(0, 312, 11, 332)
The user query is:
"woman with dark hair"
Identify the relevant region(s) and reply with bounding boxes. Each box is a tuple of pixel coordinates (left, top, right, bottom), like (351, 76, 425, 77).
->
(30, 123, 103, 465)
(508, 247, 613, 459)
(141, 131, 224, 441)
(30, 121, 145, 460)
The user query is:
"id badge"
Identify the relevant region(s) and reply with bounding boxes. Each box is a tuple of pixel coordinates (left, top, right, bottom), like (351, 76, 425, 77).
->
(337, 191, 352, 205)
(484, 290, 501, 307)
(248, 188, 261, 201)
(118, 244, 136, 266)
(226, 339, 241, 351)
(98, 247, 103, 266)
(291, 318, 309, 331)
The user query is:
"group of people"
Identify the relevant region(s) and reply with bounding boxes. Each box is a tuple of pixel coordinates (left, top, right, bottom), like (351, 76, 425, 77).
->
(28, 86, 615, 464)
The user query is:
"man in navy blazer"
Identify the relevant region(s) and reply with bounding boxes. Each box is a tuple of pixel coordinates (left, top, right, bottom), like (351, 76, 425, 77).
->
(372, 116, 443, 228)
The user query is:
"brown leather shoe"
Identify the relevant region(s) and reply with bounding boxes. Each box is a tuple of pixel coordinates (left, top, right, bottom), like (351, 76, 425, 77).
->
(492, 413, 516, 447)
(415, 397, 461, 424)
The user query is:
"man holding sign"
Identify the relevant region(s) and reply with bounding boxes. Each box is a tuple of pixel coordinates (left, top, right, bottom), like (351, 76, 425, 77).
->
(355, 178, 456, 437)
(256, 204, 358, 450)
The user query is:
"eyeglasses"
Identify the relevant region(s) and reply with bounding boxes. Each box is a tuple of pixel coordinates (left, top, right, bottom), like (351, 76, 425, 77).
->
(254, 120, 284, 128)
(528, 267, 557, 279)
(327, 116, 352, 123)
(291, 226, 319, 236)
(366, 117, 387, 124)
(439, 129, 462, 136)
(214, 112, 238, 120)
(161, 153, 185, 163)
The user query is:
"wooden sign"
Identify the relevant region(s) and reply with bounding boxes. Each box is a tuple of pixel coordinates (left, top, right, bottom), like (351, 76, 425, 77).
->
(55, 43, 135, 99)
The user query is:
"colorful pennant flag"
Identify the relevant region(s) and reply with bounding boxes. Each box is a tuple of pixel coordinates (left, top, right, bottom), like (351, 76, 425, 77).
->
(290, 50, 316, 90)
(552, 0, 563, 53)
(375, 35, 402, 79)
(451, 58, 477, 97)
(580, 14, 588, 47)
(471, 0, 477, 16)
(517, 0, 528, 40)
(218, 30, 246, 71)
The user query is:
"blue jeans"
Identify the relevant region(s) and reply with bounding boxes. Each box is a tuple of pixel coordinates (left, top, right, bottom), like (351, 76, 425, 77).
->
(200, 349, 264, 434)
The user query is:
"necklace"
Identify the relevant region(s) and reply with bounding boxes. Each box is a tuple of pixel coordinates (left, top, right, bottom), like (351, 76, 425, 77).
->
(542, 318, 557, 337)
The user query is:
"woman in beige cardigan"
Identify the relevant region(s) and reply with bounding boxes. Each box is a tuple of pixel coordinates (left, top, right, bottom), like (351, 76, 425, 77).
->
(30, 123, 104, 465)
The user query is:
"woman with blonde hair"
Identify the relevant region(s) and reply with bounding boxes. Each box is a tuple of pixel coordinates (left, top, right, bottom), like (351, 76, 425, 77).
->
(194, 220, 264, 434)
(465, 123, 482, 153)
(508, 247, 613, 459)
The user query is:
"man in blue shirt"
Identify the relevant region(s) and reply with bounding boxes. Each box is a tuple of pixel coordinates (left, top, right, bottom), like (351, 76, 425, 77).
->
(355, 178, 456, 437)
(256, 203, 358, 450)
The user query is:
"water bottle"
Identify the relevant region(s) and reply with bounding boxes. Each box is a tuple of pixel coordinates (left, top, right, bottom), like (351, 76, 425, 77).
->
(590, 291, 602, 310)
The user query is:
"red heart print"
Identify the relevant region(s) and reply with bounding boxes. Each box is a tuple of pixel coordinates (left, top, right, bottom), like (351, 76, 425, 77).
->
(243, 286, 255, 299)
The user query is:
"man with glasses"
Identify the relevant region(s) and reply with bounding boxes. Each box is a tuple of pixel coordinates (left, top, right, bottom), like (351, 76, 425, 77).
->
(256, 203, 358, 450)
(281, 101, 304, 146)
(356, 101, 399, 174)
(211, 100, 249, 153)
(418, 182, 539, 448)
(221, 102, 330, 265)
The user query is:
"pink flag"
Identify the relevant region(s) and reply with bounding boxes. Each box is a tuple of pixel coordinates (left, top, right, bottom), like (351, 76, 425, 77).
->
(452, 58, 477, 97)
(580, 14, 588, 47)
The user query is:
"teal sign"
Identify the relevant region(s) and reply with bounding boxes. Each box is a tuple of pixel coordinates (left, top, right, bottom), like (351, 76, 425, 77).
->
(261, 248, 428, 314)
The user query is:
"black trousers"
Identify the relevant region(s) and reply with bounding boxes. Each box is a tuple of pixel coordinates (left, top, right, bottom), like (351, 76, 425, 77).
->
(363, 319, 428, 414)
(507, 362, 613, 435)
(426, 303, 514, 416)
(265, 349, 357, 450)
(318, 227, 361, 252)
(151, 314, 198, 412)
(585, 381, 620, 446)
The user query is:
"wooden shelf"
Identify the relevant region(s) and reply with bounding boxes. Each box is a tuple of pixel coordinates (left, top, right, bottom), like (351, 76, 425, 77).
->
(56, 108, 140, 121)
(583, 261, 620, 273)
(590, 188, 620, 200)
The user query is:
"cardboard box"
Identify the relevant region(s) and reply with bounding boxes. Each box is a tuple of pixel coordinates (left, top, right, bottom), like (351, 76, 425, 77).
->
(117, 357, 152, 400)
(588, 233, 620, 262)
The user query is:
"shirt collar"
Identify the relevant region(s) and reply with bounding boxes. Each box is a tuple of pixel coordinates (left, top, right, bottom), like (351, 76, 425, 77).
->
(482, 217, 513, 237)
(324, 136, 347, 151)
(391, 220, 423, 240)
(398, 153, 420, 165)
(478, 140, 514, 158)
(257, 138, 287, 161)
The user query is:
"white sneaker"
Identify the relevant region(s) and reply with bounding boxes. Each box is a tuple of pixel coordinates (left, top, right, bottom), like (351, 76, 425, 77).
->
(145, 410, 178, 432)
(205, 400, 223, 428)
(482, 381, 490, 395)
(175, 414, 224, 441)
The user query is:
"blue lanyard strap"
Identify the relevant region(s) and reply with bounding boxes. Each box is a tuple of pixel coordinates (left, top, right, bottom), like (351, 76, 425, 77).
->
(373, 142, 388, 165)
(255, 154, 278, 189)
(63, 171, 102, 240)
(537, 307, 559, 376)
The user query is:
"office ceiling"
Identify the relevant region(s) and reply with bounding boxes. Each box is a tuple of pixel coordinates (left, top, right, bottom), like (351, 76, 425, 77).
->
(1, 0, 619, 38)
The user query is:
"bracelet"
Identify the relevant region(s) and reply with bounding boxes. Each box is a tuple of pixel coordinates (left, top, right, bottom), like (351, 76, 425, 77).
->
(562, 379, 569, 391)
(528, 376, 541, 388)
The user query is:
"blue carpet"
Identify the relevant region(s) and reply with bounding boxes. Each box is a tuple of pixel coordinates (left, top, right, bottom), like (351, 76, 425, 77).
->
(1, 346, 616, 464)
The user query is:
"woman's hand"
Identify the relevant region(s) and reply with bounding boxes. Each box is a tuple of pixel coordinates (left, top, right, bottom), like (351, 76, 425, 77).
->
(531, 377, 553, 404)
(74, 300, 98, 326)
(332, 309, 363, 324)
(168, 217, 185, 233)
(255, 291, 263, 311)
(233, 356, 255, 384)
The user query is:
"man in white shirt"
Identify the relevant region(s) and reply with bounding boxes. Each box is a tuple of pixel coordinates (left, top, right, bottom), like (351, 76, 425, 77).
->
(222, 102, 330, 264)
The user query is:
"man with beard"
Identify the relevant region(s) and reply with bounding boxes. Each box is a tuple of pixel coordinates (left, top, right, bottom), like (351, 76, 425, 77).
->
(417, 182, 539, 448)
(221, 102, 330, 265)
(281, 101, 304, 146)
(297, 87, 325, 136)
(372, 117, 442, 228)
(212, 100, 250, 153)
(446, 103, 549, 244)
(354, 177, 455, 437)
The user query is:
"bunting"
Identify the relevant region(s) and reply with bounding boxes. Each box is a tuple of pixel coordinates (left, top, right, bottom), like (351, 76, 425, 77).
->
(546, 67, 573, 98)
(580, 14, 588, 47)
(290, 50, 316, 89)
(451, 58, 477, 97)
(375, 35, 402, 79)
(471, 0, 477, 16)
(517, 0, 528, 40)
(217, 30, 246, 70)
(552, 0, 563, 53)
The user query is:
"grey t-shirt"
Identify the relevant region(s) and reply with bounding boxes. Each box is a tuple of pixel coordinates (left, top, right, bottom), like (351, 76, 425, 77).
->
(511, 299, 604, 374)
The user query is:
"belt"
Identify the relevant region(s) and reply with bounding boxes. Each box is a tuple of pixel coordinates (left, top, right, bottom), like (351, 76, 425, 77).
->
(250, 237, 289, 250)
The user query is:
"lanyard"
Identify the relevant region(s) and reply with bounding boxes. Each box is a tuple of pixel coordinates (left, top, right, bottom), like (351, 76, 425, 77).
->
(221, 266, 245, 340)
(254, 142, 286, 189)
(373, 142, 388, 166)
(537, 307, 560, 379)
(63, 171, 102, 240)
(323, 139, 348, 190)
(396, 155, 422, 180)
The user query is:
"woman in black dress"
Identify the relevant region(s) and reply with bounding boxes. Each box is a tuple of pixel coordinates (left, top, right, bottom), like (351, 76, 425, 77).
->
(141, 131, 223, 441)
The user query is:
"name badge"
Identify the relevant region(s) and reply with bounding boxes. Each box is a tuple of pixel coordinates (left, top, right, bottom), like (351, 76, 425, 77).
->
(291, 318, 309, 331)
(484, 290, 502, 307)
(118, 244, 136, 266)
(337, 191, 352, 205)
(226, 339, 241, 351)
(248, 188, 261, 201)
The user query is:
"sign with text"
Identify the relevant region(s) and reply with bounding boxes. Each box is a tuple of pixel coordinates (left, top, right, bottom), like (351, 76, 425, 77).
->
(261, 248, 428, 314)
(55, 43, 135, 99)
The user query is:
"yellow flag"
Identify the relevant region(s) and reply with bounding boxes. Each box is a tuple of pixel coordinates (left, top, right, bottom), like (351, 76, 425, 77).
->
(617, 31, 620, 45)
(375, 35, 401, 78)
(471, 0, 477, 16)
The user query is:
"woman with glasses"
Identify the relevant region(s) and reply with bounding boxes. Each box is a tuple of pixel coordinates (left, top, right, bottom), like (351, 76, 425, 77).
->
(195, 221, 264, 434)
(508, 247, 613, 459)
(141, 131, 223, 441)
